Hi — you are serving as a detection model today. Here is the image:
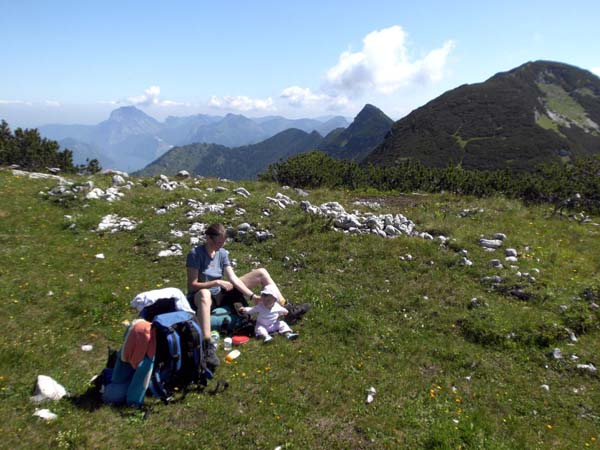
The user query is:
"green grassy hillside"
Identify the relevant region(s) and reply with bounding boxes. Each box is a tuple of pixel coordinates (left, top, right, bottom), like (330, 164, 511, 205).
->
(367, 60, 600, 171)
(1, 168, 599, 449)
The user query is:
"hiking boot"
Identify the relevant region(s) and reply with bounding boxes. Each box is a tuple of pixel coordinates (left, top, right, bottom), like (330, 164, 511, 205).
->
(283, 302, 312, 325)
(203, 339, 220, 370)
(285, 332, 299, 341)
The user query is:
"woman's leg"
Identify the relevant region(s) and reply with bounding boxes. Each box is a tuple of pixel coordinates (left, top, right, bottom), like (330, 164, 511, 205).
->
(193, 289, 213, 340)
(192, 289, 220, 368)
(238, 268, 287, 304)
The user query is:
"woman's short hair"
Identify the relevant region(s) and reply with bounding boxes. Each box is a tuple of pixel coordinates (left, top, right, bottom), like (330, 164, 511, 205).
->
(205, 223, 226, 238)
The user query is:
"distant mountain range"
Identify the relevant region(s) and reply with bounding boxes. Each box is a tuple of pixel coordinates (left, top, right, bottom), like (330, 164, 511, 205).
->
(40, 60, 600, 177)
(135, 104, 394, 179)
(366, 60, 600, 170)
(38, 107, 349, 171)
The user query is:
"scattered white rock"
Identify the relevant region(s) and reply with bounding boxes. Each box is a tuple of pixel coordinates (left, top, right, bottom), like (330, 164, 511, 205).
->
(237, 222, 252, 232)
(540, 384, 550, 391)
(481, 275, 503, 284)
(353, 200, 381, 210)
(565, 328, 578, 343)
(102, 169, 129, 178)
(96, 214, 138, 233)
(365, 386, 377, 404)
(576, 364, 597, 373)
(112, 175, 126, 186)
(551, 348, 562, 359)
(479, 238, 503, 249)
(31, 375, 67, 402)
(489, 259, 503, 268)
(158, 244, 183, 257)
(85, 187, 124, 202)
(461, 256, 473, 266)
(12, 169, 67, 182)
(255, 230, 274, 242)
(186, 199, 226, 218)
(300, 200, 422, 239)
(33, 408, 57, 421)
(81, 344, 93, 352)
(95, 253, 105, 259)
(458, 208, 484, 217)
(233, 187, 251, 198)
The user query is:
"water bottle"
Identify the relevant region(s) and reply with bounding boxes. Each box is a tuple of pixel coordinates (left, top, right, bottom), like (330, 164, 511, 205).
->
(223, 337, 233, 351)
(210, 331, 220, 349)
(225, 349, 240, 362)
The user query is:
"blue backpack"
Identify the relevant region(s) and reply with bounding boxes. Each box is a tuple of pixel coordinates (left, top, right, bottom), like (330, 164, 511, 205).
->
(149, 311, 213, 402)
(211, 306, 244, 335)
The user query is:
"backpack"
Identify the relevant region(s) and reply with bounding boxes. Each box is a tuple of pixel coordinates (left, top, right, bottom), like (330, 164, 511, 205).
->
(211, 305, 254, 336)
(148, 311, 213, 402)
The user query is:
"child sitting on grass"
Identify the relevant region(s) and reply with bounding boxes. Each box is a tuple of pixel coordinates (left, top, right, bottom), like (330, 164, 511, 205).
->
(240, 284, 299, 343)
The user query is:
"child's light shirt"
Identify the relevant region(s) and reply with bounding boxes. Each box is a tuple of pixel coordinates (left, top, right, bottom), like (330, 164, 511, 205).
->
(244, 302, 287, 328)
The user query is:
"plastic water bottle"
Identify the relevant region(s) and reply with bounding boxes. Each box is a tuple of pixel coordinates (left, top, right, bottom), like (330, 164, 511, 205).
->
(225, 349, 240, 362)
(210, 331, 220, 345)
(223, 337, 233, 351)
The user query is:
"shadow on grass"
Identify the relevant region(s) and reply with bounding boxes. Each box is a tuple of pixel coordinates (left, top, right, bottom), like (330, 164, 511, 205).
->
(67, 376, 230, 415)
(68, 384, 105, 412)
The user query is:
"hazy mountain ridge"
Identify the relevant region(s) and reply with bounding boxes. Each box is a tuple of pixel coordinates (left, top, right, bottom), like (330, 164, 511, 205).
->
(38, 108, 350, 172)
(366, 60, 600, 170)
(136, 104, 394, 179)
(136, 128, 324, 179)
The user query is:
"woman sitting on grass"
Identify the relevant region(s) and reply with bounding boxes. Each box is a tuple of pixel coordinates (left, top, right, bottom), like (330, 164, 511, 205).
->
(186, 223, 309, 368)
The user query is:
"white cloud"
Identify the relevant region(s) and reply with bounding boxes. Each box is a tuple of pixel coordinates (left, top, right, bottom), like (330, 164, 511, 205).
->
(325, 25, 455, 96)
(208, 95, 275, 112)
(280, 86, 350, 111)
(591, 67, 600, 77)
(44, 100, 61, 107)
(0, 99, 32, 106)
(124, 86, 183, 107)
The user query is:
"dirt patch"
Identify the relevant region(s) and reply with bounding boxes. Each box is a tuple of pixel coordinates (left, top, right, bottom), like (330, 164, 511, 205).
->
(313, 416, 371, 448)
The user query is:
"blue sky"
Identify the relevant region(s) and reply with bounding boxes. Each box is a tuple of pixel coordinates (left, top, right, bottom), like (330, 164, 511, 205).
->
(1, 0, 599, 128)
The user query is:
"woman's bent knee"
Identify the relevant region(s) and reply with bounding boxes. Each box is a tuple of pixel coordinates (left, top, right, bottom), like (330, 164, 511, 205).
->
(254, 267, 270, 280)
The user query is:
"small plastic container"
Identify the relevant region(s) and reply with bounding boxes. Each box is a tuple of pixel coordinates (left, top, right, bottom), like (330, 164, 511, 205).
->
(232, 335, 249, 345)
(223, 337, 233, 351)
(210, 331, 220, 344)
(225, 349, 240, 362)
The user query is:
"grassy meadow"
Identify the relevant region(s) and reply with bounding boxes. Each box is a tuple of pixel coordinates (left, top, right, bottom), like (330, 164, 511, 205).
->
(0, 167, 599, 449)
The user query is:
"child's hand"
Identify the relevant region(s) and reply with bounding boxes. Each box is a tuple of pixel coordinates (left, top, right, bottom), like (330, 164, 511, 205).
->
(240, 307, 247, 314)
